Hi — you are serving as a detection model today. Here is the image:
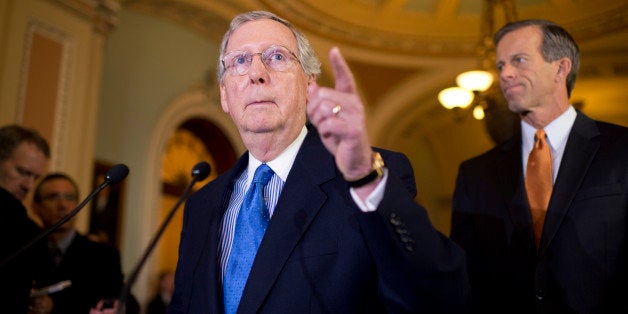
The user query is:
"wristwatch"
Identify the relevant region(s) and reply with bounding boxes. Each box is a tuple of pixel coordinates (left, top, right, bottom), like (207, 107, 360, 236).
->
(346, 151, 385, 188)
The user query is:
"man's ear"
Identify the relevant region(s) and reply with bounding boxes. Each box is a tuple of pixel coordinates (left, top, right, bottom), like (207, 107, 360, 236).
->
(219, 84, 229, 113)
(556, 58, 572, 81)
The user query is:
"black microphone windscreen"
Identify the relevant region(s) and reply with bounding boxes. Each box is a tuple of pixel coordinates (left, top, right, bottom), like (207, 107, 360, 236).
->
(105, 164, 129, 185)
(191, 161, 211, 181)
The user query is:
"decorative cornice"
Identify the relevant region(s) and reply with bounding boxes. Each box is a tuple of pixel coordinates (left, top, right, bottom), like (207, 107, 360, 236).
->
(563, 4, 628, 41)
(48, 0, 120, 36)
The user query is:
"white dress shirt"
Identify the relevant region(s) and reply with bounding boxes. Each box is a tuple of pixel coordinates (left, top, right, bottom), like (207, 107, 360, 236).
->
(521, 105, 577, 183)
(219, 126, 389, 278)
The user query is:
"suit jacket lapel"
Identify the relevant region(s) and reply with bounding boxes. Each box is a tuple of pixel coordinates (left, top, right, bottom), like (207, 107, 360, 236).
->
(539, 112, 600, 254)
(238, 129, 336, 313)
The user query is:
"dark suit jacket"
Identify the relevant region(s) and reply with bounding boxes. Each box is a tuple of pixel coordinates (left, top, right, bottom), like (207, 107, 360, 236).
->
(0, 187, 48, 313)
(451, 111, 628, 314)
(147, 294, 169, 314)
(34, 233, 123, 314)
(169, 128, 469, 313)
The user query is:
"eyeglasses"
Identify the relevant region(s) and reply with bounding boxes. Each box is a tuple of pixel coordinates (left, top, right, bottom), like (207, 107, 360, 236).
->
(222, 45, 300, 76)
(40, 193, 78, 203)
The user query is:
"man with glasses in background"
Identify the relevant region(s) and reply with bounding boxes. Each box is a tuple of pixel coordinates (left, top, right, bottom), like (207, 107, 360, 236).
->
(31, 173, 124, 313)
(168, 11, 469, 314)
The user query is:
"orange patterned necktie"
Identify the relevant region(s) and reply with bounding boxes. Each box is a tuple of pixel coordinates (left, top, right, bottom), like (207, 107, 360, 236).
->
(526, 129, 553, 248)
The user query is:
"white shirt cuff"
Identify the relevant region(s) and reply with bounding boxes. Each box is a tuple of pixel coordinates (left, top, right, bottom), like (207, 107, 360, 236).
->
(350, 168, 388, 212)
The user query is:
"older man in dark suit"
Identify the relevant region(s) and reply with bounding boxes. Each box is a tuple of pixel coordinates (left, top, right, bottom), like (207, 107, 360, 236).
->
(168, 10, 469, 314)
(450, 19, 628, 313)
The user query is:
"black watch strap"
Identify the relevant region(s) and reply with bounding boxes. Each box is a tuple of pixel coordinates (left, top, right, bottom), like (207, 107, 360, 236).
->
(345, 152, 385, 188)
(347, 169, 380, 187)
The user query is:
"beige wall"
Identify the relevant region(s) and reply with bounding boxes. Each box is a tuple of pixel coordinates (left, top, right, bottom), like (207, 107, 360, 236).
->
(96, 8, 225, 305)
(0, 0, 116, 229)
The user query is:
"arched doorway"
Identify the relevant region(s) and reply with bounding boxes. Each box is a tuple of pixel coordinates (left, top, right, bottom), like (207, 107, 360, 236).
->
(157, 117, 237, 275)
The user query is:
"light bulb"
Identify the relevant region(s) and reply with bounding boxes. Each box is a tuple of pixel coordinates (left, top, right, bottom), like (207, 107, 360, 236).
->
(456, 70, 493, 92)
(438, 87, 474, 109)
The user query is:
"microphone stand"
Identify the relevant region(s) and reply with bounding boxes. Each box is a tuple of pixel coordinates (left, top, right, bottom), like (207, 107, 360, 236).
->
(117, 162, 210, 314)
(0, 164, 129, 268)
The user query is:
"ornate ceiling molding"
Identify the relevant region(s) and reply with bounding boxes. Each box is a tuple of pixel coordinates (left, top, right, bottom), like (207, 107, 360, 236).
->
(259, 0, 476, 57)
(565, 4, 628, 42)
(116, 0, 628, 60)
(259, 0, 628, 58)
(50, 0, 121, 35)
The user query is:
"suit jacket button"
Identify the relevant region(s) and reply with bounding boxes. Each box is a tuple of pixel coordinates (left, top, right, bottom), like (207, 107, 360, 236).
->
(389, 213, 401, 226)
(535, 289, 545, 301)
(400, 235, 414, 243)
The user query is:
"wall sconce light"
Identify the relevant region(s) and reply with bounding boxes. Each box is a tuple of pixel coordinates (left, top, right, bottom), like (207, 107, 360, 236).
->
(438, 70, 494, 120)
(438, 87, 474, 110)
(456, 70, 493, 92)
(438, 0, 517, 121)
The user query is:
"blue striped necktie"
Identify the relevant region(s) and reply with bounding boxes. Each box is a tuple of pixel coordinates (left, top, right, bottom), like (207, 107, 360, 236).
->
(223, 163, 274, 314)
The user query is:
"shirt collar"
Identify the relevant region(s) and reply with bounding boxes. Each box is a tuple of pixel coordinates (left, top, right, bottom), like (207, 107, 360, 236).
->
(51, 229, 77, 253)
(522, 105, 577, 151)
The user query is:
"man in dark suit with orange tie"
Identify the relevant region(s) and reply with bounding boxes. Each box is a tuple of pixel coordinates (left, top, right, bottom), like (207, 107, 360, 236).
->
(450, 19, 628, 313)
(168, 10, 469, 314)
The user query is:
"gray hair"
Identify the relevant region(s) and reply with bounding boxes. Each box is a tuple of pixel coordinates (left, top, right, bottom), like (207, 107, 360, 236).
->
(217, 11, 321, 83)
(494, 19, 580, 97)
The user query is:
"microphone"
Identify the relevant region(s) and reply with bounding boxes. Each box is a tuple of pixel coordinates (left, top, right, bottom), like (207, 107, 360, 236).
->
(104, 163, 130, 186)
(0, 164, 129, 268)
(116, 161, 211, 313)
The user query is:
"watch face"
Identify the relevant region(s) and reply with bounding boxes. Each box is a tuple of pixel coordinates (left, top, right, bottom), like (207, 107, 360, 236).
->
(161, 128, 214, 189)
(373, 152, 385, 174)
(346, 152, 385, 187)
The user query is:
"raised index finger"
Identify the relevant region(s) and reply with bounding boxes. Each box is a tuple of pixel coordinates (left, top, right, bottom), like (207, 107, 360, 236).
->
(330, 47, 357, 94)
